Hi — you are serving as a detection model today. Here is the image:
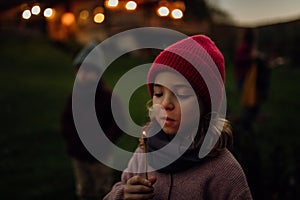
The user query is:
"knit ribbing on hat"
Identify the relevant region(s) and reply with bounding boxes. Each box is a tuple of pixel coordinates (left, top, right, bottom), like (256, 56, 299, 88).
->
(147, 35, 225, 112)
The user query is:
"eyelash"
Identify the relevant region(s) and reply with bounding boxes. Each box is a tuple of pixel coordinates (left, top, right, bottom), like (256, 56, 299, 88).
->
(154, 92, 191, 99)
(154, 93, 163, 97)
(177, 94, 191, 99)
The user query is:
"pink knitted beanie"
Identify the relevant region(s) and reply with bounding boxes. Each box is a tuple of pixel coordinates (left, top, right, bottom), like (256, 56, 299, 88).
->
(147, 35, 225, 112)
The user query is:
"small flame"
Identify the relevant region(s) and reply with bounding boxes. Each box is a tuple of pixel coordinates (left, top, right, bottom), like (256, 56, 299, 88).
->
(142, 130, 147, 137)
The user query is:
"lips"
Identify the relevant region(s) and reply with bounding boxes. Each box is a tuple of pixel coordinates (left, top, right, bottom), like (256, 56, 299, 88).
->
(160, 117, 176, 125)
(166, 117, 175, 121)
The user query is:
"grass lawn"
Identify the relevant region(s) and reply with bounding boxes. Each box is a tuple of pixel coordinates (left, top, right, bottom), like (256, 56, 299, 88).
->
(0, 29, 299, 199)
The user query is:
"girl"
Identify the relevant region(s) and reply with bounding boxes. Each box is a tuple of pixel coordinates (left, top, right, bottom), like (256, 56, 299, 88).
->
(104, 35, 252, 200)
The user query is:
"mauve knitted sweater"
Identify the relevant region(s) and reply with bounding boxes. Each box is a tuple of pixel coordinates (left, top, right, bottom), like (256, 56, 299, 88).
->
(104, 147, 252, 200)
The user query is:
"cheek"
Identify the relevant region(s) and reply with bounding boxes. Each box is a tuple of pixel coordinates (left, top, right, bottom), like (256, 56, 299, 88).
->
(152, 97, 159, 105)
(153, 104, 165, 116)
(179, 99, 200, 127)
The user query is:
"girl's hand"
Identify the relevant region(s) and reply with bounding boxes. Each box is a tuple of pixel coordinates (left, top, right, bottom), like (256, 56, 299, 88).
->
(124, 175, 156, 200)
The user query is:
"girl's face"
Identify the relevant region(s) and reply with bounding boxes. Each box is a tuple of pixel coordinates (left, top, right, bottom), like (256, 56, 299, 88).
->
(152, 71, 204, 135)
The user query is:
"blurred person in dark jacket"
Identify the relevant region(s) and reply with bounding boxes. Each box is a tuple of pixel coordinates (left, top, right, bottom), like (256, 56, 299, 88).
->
(61, 41, 125, 200)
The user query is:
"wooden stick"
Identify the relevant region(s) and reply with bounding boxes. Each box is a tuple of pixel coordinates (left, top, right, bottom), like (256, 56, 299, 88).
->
(142, 130, 148, 179)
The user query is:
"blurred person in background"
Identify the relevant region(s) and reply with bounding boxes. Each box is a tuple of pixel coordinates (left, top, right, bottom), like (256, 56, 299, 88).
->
(233, 28, 273, 199)
(234, 28, 271, 134)
(61, 41, 125, 200)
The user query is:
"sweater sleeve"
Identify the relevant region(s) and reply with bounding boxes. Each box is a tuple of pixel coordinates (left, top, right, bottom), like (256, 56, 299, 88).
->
(208, 150, 253, 200)
(103, 147, 146, 200)
(103, 181, 124, 200)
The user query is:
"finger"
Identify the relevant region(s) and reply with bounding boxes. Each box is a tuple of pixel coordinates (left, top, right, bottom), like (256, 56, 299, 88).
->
(148, 176, 157, 185)
(127, 175, 151, 186)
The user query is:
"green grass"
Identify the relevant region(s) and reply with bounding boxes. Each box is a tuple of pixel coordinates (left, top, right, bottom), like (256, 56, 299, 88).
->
(0, 30, 300, 199)
(0, 31, 76, 199)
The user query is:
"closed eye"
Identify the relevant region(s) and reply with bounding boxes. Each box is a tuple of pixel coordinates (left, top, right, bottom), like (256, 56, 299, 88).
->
(154, 93, 163, 97)
(177, 94, 193, 99)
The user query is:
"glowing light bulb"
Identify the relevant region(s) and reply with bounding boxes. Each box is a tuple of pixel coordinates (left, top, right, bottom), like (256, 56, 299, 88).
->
(31, 5, 41, 15)
(79, 10, 89, 20)
(107, 0, 119, 7)
(171, 9, 183, 19)
(125, 1, 137, 11)
(157, 6, 169, 17)
(94, 13, 105, 23)
(22, 10, 31, 19)
(61, 12, 75, 26)
(44, 8, 54, 18)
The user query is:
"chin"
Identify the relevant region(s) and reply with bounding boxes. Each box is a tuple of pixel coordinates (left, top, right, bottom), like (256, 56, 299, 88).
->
(162, 128, 178, 135)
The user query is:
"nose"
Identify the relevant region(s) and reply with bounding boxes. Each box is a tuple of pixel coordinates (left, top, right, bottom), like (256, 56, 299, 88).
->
(161, 94, 175, 110)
